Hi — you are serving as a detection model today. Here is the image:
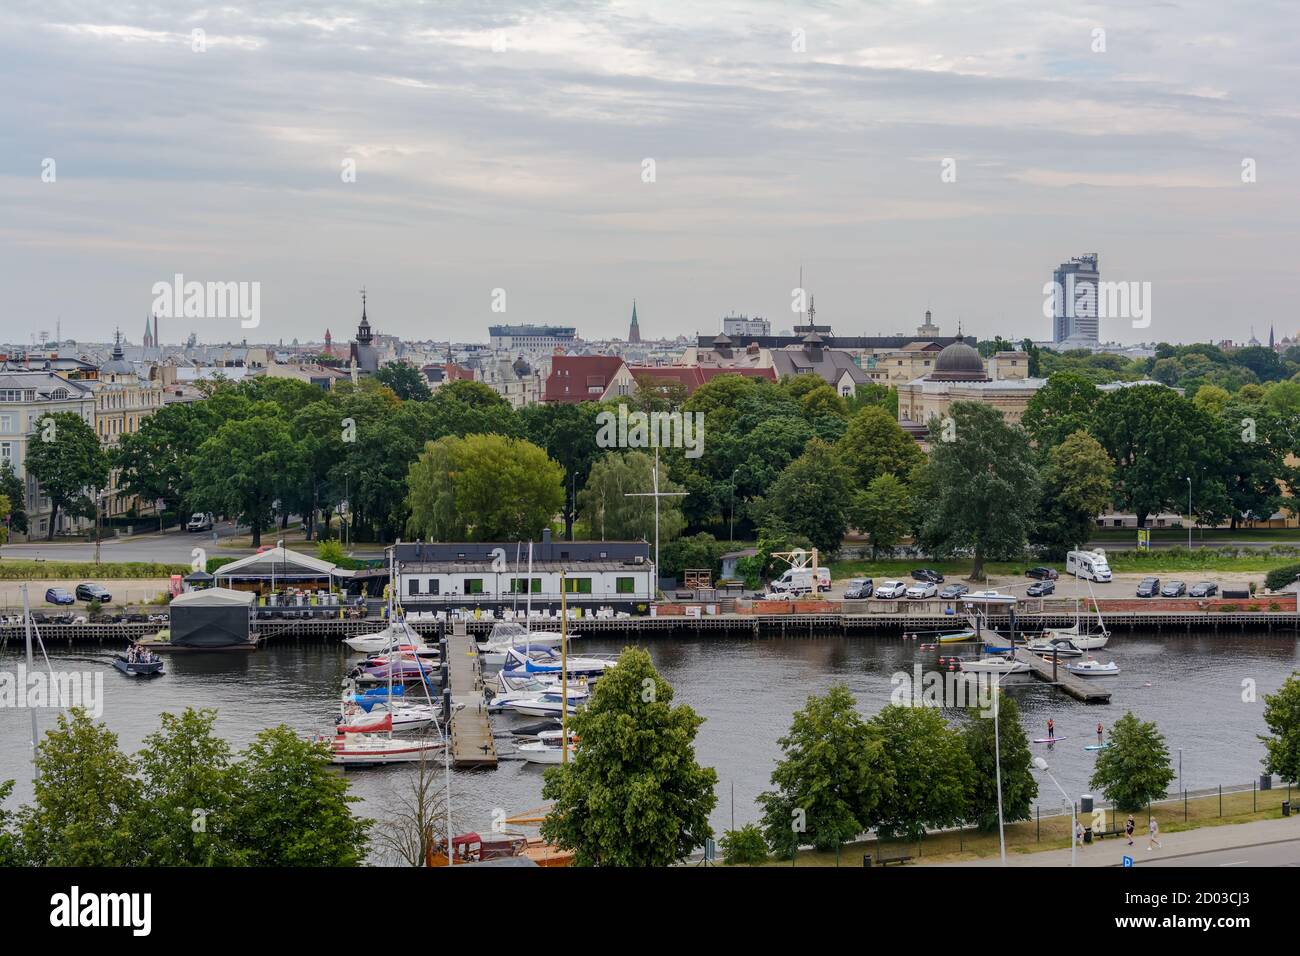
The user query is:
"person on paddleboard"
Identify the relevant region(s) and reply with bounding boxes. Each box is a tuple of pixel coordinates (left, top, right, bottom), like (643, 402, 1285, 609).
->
(1047, 718, 1055, 740)
(1097, 721, 1104, 741)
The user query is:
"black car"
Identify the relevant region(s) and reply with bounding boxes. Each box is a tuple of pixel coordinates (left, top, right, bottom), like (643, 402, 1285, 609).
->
(75, 583, 113, 603)
(939, 583, 969, 600)
(1136, 577, 1160, 598)
(911, 568, 945, 584)
(1189, 582, 1218, 598)
(844, 578, 874, 599)
(1027, 580, 1056, 597)
(1160, 581, 1186, 598)
(1026, 566, 1059, 580)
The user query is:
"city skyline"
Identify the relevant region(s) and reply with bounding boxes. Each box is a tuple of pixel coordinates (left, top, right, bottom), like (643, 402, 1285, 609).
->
(3, 2, 1294, 345)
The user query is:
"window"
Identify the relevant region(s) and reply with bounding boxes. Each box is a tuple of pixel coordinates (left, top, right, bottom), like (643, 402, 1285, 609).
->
(464, 578, 484, 595)
(427, 579, 441, 595)
(509, 577, 541, 594)
(408, 578, 420, 596)
(563, 577, 593, 594)
(616, 577, 635, 594)
(0, 414, 12, 431)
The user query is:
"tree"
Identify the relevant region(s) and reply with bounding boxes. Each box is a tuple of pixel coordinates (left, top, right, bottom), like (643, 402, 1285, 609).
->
(372, 755, 465, 866)
(660, 531, 725, 580)
(540, 647, 717, 866)
(375, 361, 432, 401)
(18, 709, 141, 865)
(0, 780, 19, 865)
(579, 450, 685, 542)
(24, 411, 108, 539)
(756, 438, 854, 554)
(850, 473, 913, 557)
(190, 411, 297, 546)
(134, 708, 244, 865)
(1260, 672, 1300, 784)
(1021, 372, 1100, 451)
(520, 401, 604, 539)
(1031, 430, 1115, 557)
(836, 404, 923, 486)
(757, 685, 887, 857)
(719, 824, 768, 865)
(912, 402, 1039, 580)
(868, 704, 973, 841)
(0, 461, 27, 536)
(232, 726, 371, 866)
(963, 693, 1037, 830)
(115, 403, 203, 524)
(1088, 712, 1175, 812)
(405, 433, 565, 541)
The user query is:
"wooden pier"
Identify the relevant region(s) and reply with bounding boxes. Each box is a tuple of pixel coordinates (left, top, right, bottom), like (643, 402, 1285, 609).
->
(445, 622, 497, 768)
(1012, 648, 1112, 703)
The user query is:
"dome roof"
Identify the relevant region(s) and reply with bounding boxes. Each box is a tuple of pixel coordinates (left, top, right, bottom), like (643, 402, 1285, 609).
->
(929, 335, 989, 381)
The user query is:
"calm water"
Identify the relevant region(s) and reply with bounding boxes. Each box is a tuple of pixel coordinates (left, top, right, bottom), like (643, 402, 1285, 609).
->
(3, 631, 1298, 840)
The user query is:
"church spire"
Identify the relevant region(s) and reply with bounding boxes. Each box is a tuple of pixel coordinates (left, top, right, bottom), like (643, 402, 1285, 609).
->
(628, 298, 641, 343)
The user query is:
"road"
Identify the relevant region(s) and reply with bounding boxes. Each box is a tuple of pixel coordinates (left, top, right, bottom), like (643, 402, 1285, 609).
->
(1142, 839, 1300, 867)
(0, 521, 248, 564)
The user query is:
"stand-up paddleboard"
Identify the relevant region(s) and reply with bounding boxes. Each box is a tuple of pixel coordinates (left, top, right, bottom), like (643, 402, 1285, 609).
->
(1084, 743, 1110, 751)
(1032, 736, 1068, 743)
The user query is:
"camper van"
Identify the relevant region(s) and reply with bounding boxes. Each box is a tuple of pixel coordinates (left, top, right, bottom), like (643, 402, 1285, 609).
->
(770, 567, 832, 594)
(1066, 550, 1112, 583)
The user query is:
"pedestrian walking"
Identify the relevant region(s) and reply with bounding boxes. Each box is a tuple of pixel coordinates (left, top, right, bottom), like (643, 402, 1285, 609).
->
(1125, 815, 1135, 846)
(1147, 817, 1162, 850)
(1075, 820, 1085, 846)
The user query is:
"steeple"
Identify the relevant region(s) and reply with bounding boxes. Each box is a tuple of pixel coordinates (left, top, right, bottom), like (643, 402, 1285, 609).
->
(142, 314, 153, 349)
(628, 299, 642, 343)
(356, 287, 372, 346)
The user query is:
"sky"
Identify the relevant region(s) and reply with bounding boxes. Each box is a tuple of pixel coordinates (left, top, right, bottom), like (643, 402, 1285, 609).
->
(1, 1, 1296, 348)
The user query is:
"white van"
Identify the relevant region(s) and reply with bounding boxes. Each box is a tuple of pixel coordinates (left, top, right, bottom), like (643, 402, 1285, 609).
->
(1066, 550, 1111, 583)
(770, 567, 832, 593)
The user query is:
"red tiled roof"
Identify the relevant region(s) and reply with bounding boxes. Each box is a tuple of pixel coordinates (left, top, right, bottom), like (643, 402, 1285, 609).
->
(628, 365, 775, 395)
(543, 355, 626, 403)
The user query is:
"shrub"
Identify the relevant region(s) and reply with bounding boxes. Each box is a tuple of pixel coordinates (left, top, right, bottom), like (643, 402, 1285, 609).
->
(719, 824, 769, 865)
(316, 539, 346, 564)
(1264, 564, 1300, 591)
(1220, 604, 1239, 612)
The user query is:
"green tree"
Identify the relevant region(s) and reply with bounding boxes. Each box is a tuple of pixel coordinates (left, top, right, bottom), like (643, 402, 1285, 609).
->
(18, 709, 141, 865)
(375, 361, 432, 401)
(719, 824, 769, 865)
(850, 473, 913, 558)
(135, 708, 245, 865)
(0, 780, 19, 865)
(190, 411, 297, 547)
(540, 647, 718, 866)
(660, 531, 725, 580)
(114, 403, 204, 525)
(406, 433, 565, 541)
(756, 438, 854, 554)
(1088, 712, 1176, 811)
(0, 461, 28, 535)
(1021, 372, 1100, 451)
(520, 402, 604, 539)
(912, 402, 1039, 580)
(868, 704, 974, 842)
(757, 685, 887, 857)
(1260, 672, 1300, 784)
(24, 411, 109, 539)
(836, 405, 923, 487)
(579, 450, 685, 542)
(963, 693, 1037, 830)
(1032, 430, 1115, 557)
(232, 726, 371, 866)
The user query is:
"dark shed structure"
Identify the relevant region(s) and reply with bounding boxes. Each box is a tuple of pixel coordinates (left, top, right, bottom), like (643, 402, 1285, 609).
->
(169, 587, 255, 648)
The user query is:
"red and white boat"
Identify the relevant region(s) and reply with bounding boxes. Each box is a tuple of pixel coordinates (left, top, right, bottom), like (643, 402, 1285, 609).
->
(323, 726, 445, 765)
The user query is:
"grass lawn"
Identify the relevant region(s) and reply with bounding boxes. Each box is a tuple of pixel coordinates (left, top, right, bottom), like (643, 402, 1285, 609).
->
(0, 560, 188, 580)
(745, 784, 1296, 867)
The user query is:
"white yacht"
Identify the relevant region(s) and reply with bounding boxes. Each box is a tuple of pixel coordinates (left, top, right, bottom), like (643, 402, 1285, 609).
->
(517, 729, 577, 765)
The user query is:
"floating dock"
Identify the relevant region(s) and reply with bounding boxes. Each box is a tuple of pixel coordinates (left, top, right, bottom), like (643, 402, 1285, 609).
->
(445, 621, 497, 768)
(1011, 648, 1112, 703)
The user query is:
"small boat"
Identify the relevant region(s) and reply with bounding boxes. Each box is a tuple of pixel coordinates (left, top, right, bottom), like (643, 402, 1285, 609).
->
(345, 620, 435, 656)
(351, 658, 434, 684)
(1084, 743, 1111, 751)
(479, 622, 569, 666)
(959, 657, 1030, 675)
(1043, 624, 1109, 650)
(502, 645, 615, 679)
(1032, 736, 1067, 744)
(499, 686, 589, 719)
(1025, 636, 1085, 658)
(517, 729, 578, 765)
(1065, 659, 1120, 677)
(112, 648, 164, 677)
(936, 629, 978, 644)
(323, 731, 445, 766)
(337, 698, 436, 734)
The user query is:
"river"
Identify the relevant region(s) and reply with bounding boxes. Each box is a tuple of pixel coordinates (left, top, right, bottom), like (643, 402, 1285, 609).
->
(2, 630, 1297, 847)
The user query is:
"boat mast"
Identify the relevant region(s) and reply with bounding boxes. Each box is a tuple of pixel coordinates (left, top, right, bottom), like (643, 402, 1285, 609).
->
(22, 584, 38, 778)
(560, 570, 569, 764)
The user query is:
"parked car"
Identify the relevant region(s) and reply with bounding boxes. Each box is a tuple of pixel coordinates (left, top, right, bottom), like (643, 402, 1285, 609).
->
(843, 578, 874, 600)
(186, 512, 215, 532)
(1026, 566, 1059, 580)
(910, 568, 945, 584)
(1027, 580, 1056, 597)
(1160, 581, 1187, 597)
(1136, 577, 1161, 598)
(45, 587, 75, 606)
(939, 583, 969, 600)
(75, 583, 113, 603)
(876, 580, 908, 599)
(905, 582, 938, 599)
(1189, 582, 1218, 598)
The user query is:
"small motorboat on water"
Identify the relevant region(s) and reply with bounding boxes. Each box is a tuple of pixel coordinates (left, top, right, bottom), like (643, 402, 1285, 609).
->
(959, 656, 1030, 675)
(344, 620, 436, 656)
(488, 672, 571, 710)
(1025, 636, 1085, 658)
(502, 645, 615, 679)
(113, 645, 164, 677)
(322, 730, 446, 766)
(517, 729, 578, 765)
(479, 622, 570, 666)
(936, 629, 979, 644)
(1065, 658, 1120, 677)
(498, 686, 589, 719)
(350, 657, 435, 684)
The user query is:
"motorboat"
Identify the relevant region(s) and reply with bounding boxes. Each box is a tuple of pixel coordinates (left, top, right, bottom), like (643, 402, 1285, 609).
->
(959, 657, 1030, 675)
(482, 642, 570, 670)
(344, 619, 435, 656)
(350, 658, 434, 684)
(936, 629, 978, 644)
(498, 686, 589, 719)
(479, 622, 569, 666)
(488, 673, 570, 710)
(502, 645, 615, 679)
(1042, 623, 1109, 650)
(517, 729, 578, 765)
(1025, 636, 1085, 658)
(112, 646, 164, 677)
(1065, 659, 1120, 677)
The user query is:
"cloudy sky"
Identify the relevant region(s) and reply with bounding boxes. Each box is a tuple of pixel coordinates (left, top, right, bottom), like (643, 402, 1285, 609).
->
(2, 1, 1296, 348)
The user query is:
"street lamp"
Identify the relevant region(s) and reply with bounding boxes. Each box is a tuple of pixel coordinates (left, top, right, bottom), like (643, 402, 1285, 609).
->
(1034, 756, 1076, 867)
(1185, 476, 1192, 549)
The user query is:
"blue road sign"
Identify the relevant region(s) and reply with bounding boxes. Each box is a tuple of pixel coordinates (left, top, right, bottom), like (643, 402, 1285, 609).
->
(1122, 855, 1134, 867)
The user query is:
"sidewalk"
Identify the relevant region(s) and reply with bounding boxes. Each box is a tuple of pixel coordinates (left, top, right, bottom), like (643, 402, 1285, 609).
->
(930, 815, 1300, 866)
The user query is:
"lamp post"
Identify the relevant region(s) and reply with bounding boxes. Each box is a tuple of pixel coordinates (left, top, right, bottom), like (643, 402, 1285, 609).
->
(1185, 476, 1192, 549)
(1034, 756, 1076, 867)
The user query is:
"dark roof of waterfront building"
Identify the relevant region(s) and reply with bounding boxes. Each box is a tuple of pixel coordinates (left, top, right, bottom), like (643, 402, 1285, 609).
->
(696, 333, 975, 350)
(392, 535, 648, 565)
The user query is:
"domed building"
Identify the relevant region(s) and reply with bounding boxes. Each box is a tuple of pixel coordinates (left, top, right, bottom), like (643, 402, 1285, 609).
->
(927, 334, 991, 382)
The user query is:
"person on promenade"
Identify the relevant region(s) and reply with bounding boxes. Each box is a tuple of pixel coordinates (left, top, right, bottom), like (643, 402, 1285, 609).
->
(1126, 815, 1135, 846)
(1147, 818, 1162, 850)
